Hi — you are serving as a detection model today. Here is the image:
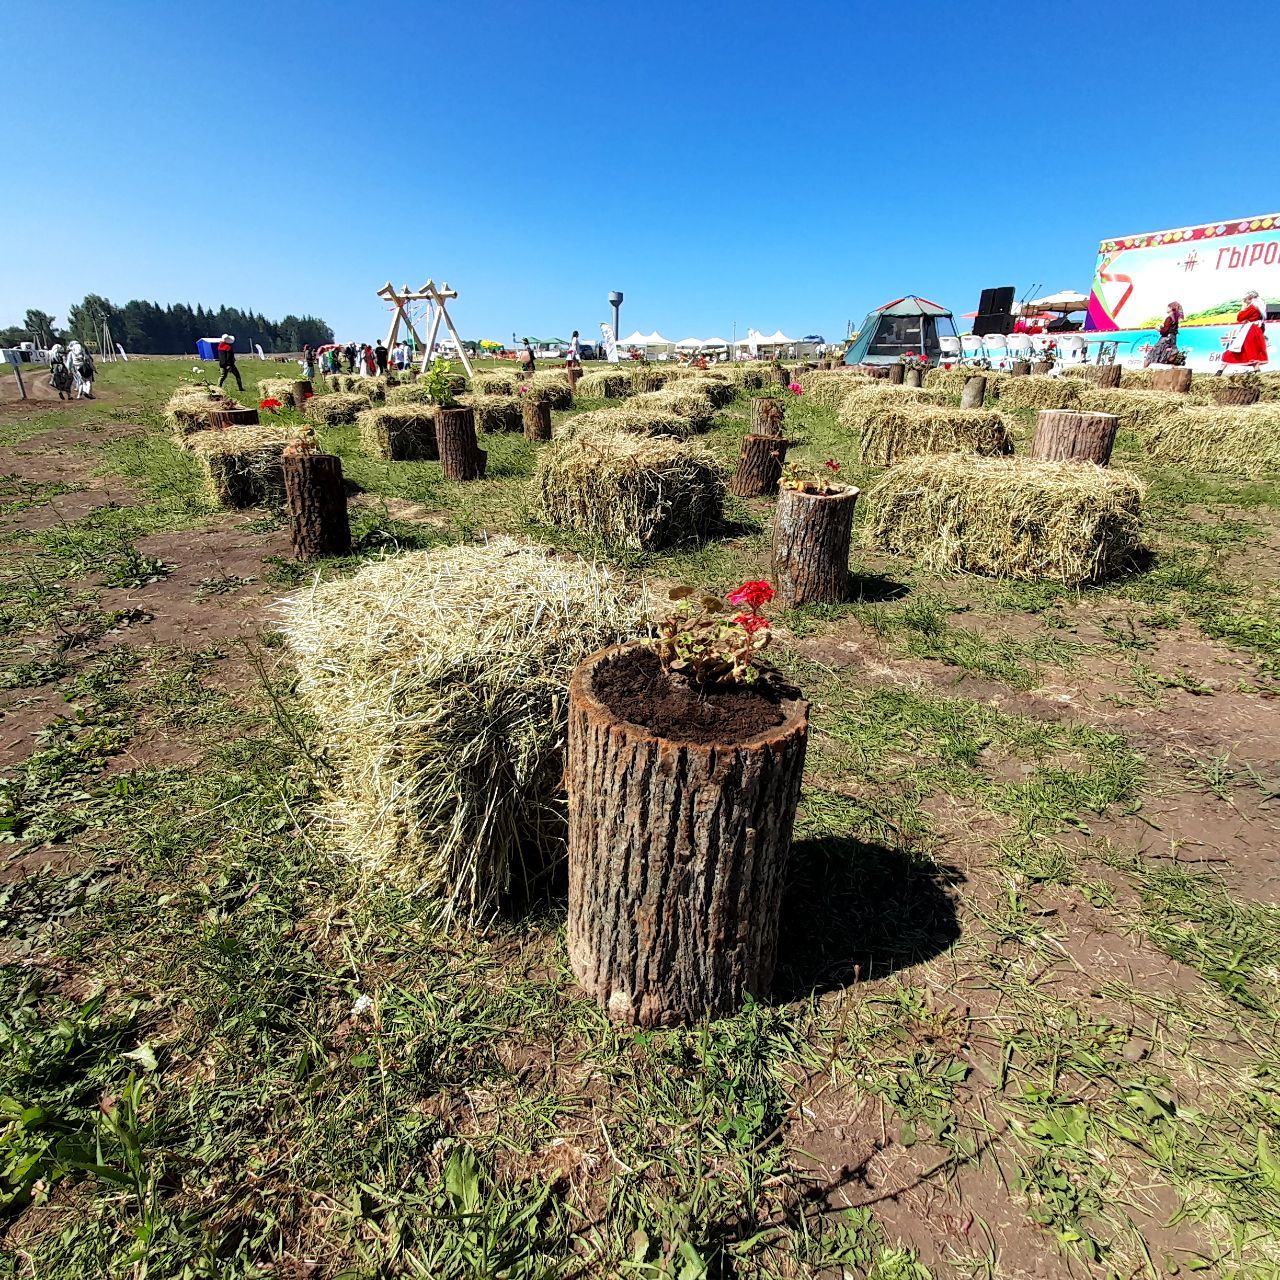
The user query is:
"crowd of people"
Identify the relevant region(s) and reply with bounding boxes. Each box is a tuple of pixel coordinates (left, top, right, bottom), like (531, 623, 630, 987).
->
(47, 341, 95, 399)
(302, 340, 415, 380)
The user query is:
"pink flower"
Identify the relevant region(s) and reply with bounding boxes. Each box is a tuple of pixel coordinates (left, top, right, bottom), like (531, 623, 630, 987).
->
(519, 384, 528, 394)
(788, 382, 803, 394)
(735, 612, 769, 635)
(727, 579, 775, 611)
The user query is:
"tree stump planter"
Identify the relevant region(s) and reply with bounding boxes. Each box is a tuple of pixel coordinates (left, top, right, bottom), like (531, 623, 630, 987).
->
(1151, 367, 1192, 394)
(282, 451, 352, 560)
(522, 399, 553, 441)
(1097, 364, 1122, 388)
(1031, 409, 1119, 465)
(209, 406, 260, 429)
(904, 368, 924, 388)
(960, 375, 987, 409)
(751, 397, 785, 437)
(730, 434, 789, 497)
(566, 643, 809, 1026)
(437, 408, 487, 480)
(888, 363, 906, 385)
(772, 485, 859, 606)
(1214, 382, 1261, 406)
(1032, 360, 1054, 375)
(1011, 361, 1032, 377)
(291, 379, 313, 409)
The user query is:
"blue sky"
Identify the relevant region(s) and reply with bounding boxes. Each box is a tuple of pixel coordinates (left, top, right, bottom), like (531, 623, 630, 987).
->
(3, 1, 1275, 345)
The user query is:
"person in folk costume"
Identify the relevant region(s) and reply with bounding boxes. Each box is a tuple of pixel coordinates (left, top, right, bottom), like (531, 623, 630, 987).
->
(363, 343, 377, 376)
(302, 343, 315, 380)
(1145, 301, 1183, 367)
(67, 340, 96, 397)
(48, 344, 73, 400)
(1221, 289, 1269, 371)
(565, 330, 581, 368)
(216, 334, 244, 391)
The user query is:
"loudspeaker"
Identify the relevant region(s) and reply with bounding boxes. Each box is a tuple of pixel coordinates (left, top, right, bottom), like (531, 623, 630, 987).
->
(977, 286, 1016, 316)
(973, 312, 1015, 337)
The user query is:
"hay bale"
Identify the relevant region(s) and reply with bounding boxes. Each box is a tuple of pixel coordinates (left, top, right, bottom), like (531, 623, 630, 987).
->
(279, 539, 649, 925)
(357, 404, 439, 460)
(257, 377, 302, 403)
(1076, 387, 1187, 433)
(186, 427, 293, 507)
(867, 454, 1144, 585)
(528, 371, 574, 409)
(859, 406, 1013, 466)
(630, 385, 717, 430)
(461, 393, 522, 434)
(536, 431, 725, 550)
(924, 367, 1011, 398)
(684, 375, 735, 409)
(1118, 369, 1154, 390)
(558, 406, 695, 442)
(1145, 404, 1280, 477)
(576, 370, 631, 400)
(386, 383, 435, 405)
(835, 385, 950, 435)
(721, 364, 772, 391)
(472, 370, 519, 395)
(164, 386, 234, 433)
(793, 368, 869, 409)
(306, 393, 368, 425)
(993, 375, 1082, 411)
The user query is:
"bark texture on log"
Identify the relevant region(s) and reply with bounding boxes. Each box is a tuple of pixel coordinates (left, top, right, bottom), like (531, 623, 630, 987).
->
(866, 364, 891, 379)
(1151, 367, 1192, 393)
(888, 363, 906, 385)
(1011, 361, 1032, 377)
(291, 379, 313, 409)
(904, 368, 924, 388)
(730, 434, 789, 498)
(437, 408, 487, 480)
(1097, 364, 1122, 388)
(1032, 361, 1053, 375)
(960, 375, 987, 409)
(522, 399, 553, 441)
(772, 366, 790, 389)
(1214, 382, 1260, 406)
(751, 397, 785, 437)
(566, 646, 810, 1026)
(209, 406, 260, 429)
(566, 365, 582, 391)
(1031, 410, 1119, 466)
(282, 452, 352, 560)
(771, 486, 859, 606)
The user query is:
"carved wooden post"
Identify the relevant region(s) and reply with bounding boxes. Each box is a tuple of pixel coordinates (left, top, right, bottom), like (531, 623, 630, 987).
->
(772, 486, 859, 606)
(904, 368, 924, 388)
(1011, 360, 1031, 376)
(437, 408, 487, 480)
(730, 434, 789, 497)
(282, 451, 351, 559)
(292, 379, 313, 409)
(1032, 360, 1053, 375)
(1031, 410, 1119, 465)
(208, 406, 260, 428)
(566, 365, 582, 393)
(961, 375, 987, 409)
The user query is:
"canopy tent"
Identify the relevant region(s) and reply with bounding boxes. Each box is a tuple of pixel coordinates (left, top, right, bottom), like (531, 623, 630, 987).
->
(700, 336, 729, 349)
(734, 329, 798, 350)
(1024, 290, 1089, 314)
(674, 336, 704, 350)
(619, 330, 674, 352)
(843, 295, 958, 366)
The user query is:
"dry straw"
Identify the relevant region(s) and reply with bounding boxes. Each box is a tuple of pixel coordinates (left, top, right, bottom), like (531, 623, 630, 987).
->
(924, 367, 1011, 397)
(794, 368, 869, 409)
(306, 393, 368, 425)
(164, 385, 234, 433)
(630, 385, 718, 430)
(186, 427, 294, 507)
(721, 364, 773, 391)
(528, 370, 574, 409)
(357, 404, 439, 460)
(867, 453, 1144, 584)
(1145, 403, 1280, 477)
(461, 393, 522, 434)
(557, 406, 695, 442)
(835, 385, 950, 435)
(576, 370, 630, 400)
(536, 430, 725, 549)
(472, 370, 519, 395)
(279, 538, 649, 926)
(386, 383, 435, 405)
(859, 406, 1013, 466)
(257, 377, 301, 403)
(993, 375, 1082, 411)
(683, 375, 736, 409)
(1076, 387, 1187, 433)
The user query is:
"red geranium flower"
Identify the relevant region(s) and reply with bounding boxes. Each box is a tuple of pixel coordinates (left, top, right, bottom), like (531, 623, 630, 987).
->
(303, 390, 314, 399)
(824, 458, 841, 473)
(260, 398, 283, 411)
(735, 612, 769, 635)
(727, 579, 775, 611)
(788, 382, 803, 394)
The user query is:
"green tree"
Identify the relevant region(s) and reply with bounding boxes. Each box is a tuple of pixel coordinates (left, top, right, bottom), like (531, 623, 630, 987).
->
(22, 309, 60, 346)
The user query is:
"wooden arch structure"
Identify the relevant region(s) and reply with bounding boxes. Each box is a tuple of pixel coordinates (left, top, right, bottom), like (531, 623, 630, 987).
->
(378, 280, 475, 378)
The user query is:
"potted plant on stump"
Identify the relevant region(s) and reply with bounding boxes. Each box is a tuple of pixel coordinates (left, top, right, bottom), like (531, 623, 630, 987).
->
(900, 350, 927, 387)
(428, 357, 486, 480)
(772, 459, 859, 606)
(566, 581, 809, 1027)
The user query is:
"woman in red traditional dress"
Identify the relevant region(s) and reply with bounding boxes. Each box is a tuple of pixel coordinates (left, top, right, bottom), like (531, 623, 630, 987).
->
(1221, 289, 1269, 370)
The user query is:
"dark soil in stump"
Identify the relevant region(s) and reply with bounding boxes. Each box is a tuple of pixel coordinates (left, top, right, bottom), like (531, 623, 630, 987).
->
(592, 645, 785, 744)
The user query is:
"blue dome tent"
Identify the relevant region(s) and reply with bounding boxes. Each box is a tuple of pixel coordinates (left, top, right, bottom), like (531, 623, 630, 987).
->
(844, 295, 957, 366)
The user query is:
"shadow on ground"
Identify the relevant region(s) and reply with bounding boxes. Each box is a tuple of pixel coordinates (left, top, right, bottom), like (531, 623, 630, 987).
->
(774, 836, 963, 1000)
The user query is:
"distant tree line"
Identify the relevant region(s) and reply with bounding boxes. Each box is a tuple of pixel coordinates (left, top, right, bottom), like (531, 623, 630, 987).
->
(0, 295, 334, 354)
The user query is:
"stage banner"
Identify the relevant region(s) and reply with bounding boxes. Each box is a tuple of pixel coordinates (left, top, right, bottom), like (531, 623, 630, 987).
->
(1087, 213, 1280, 332)
(600, 322, 619, 364)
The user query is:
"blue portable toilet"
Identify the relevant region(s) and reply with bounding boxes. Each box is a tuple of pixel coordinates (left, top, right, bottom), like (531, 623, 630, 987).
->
(195, 337, 220, 361)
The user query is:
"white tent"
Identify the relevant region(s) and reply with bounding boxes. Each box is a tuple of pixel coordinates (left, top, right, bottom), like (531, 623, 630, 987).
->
(1025, 290, 1089, 314)
(619, 330, 673, 352)
(674, 336, 704, 350)
(701, 336, 729, 349)
(761, 330, 798, 347)
(619, 330, 649, 347)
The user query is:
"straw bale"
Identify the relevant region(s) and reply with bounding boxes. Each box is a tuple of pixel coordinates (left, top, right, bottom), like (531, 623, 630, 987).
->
(385, 382, 435, 405)
(257, 377, 302, 403)
(721, 364, 772, 391)
(575, 370, 631, 399)
(186, 427, 293, 507)
(859, 406, 1013, 467)
(536, 430, 725, 549)
(627, 366, 673, 393)
(279, 538, 649, 925)
(357, 404, 439, 460)
(472, 370, 519, 395)
(630, 385, 718, 430)
(684, 375, 736, 408)
(1076, 387, 1187, 433)
(306, 393, 368, 425)
(794, 368, 869, 409)
(1118, 369, 1154, 390)
(528, 370, 574, 408)
(924, 367, 1011, 397)
(1187, 371, 1280, 402)
(835, 385, 950, 435)
(461, 393, 522, 433)
(992, 375, 1082, 411)
(1145, 403, 1280, 477)
(867, 454, 1144, 584)
(164, 386, 234, 432)
(557, 406, 695, 442)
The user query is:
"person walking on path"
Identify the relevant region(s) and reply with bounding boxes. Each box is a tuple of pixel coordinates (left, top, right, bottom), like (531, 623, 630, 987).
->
(520, 337, 536, 379)
(1221, 290, 1269, 371)
(1145, 302, 1183, 366)
(302, 343, 315, 379)
(48, 344, 73, 400)
(362, 344, 377, 375)
(565, 330, 581, 368)
(67, 341, 96, 398)
(216, 334, 244, 391)
(374, 339, 388, 374)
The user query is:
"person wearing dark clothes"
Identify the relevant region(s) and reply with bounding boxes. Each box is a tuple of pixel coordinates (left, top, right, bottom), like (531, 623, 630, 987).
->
(374, 339, 388, 374)
(216, 334, 244, 391)
(520, 337, 536, 378)
(345, 343, 357, 372)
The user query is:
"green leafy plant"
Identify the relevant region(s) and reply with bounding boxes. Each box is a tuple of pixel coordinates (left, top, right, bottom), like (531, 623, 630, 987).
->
(424, 357, 459, 409)
(652, 581, 773, 687)
(781, 456, 847, 495)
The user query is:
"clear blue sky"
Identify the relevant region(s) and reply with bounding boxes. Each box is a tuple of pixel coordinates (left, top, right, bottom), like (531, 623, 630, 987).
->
(3, 1, 1274, 345)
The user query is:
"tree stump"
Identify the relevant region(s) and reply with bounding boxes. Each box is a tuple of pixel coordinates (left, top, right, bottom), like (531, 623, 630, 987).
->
(772, 365, 790, 389)
(960, 375, 987, 409)
(772, 485, 859, 606)
(208, 406, 260, 429)
(1097, 364, 1122, 388)
(1011, 360, 1031, 376)
(1214, 382, 1260, 406)
(565, 644, 810, 1027)
(1031, 409, 1119, 465)
(522, 398, 552, 441)
(904, 368, 924, 388)
(730, 434, 789, 497)
(291, 379, 313, 409)
(866, 365, 891, 380)
(1151, 367, 1192, 393)
(437, 408, 487, 480)
(566, 365, 582, 392)
(751, 397, 785, 437)
(282, 451, 351, 560)
(888, 363, 906, 385)
(1032, 360, 1053, 375)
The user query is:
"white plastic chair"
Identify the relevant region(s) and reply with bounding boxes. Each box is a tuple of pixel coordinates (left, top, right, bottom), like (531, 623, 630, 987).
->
(982, 334, 1010, 368)
(1005, 335, 1034, 362)
(1029, 335, 1055, 361)
(960, 334, 984, 363)
(1058, 336, 1087, 364)
(938, 336, 961, 363)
